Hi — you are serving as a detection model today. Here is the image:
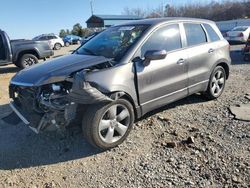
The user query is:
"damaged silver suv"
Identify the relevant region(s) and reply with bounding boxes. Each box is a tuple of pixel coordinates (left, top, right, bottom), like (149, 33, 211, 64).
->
(9, 18, 231, 149)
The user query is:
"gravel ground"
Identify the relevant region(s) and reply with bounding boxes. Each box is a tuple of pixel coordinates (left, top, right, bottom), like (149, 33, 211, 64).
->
(0, 45, 249, 188)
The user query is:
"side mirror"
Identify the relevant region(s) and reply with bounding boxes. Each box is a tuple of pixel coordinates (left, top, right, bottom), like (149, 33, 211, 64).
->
(143, 50, 167, 66)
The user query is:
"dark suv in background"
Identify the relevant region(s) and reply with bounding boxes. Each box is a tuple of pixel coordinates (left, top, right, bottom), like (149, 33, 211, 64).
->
(0, 29, 53, 68)
(9, 18, 230, 149)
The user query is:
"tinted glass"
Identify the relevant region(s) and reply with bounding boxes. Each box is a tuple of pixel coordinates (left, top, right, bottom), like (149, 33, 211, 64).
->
(0, 34, 6, 60)
(141, 24, 182, 56)
(48, 36, 57, 39)
(203, 24, 220, 42)
(232, 26, 248, 31)
(184, 23, 207, 46)
(39, 36, 48, 40)
(75, 25, 149, 61)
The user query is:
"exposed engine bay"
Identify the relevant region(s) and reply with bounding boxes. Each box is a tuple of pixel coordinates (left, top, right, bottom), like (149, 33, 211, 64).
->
(9, 62, 116, 133)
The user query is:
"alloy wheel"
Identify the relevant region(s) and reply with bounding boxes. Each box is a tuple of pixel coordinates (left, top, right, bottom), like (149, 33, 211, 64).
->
(23, 57, 36, 67)
(98, 104, 130, 144)
(211, 69, 225, 96)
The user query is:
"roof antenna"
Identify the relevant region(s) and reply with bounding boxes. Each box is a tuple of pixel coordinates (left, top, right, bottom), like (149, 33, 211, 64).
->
(90, 0, 94, 15)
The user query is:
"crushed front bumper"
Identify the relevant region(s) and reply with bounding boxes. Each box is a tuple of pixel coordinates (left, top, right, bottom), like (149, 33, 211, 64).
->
(9, 101, 42, 134)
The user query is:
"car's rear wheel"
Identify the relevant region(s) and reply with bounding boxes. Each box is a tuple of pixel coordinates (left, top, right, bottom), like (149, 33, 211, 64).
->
(243, 54, 250, 61)
(16, 54, 39, 69)
(54, 43, 62, 50)
(82, 99, 134, 150)
(204, 66, 226, 100)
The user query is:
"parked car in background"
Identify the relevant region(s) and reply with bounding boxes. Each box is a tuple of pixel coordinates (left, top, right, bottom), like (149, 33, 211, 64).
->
(33, 34, 64, 50)
(81, 31, 101, 45)
(242, 34, 250, 61)
(63, 35, 82, 47)
(224, 26, 250, 43)
(0, 29, 53, 68)
(9, 18, 230, 149)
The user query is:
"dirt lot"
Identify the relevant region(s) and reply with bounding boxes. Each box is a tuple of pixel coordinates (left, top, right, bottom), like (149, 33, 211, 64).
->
(0, 45, 249, 188)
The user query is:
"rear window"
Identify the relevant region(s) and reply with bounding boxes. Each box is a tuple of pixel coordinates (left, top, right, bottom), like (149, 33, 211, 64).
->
(184, 23, 207, 46)
(232, 26, 249, 31)
(203, 24, 221, 42)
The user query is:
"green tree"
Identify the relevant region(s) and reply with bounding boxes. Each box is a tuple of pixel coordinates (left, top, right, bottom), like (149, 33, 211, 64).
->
(59, 29, 67, 38)
(71, 23, 83, 37)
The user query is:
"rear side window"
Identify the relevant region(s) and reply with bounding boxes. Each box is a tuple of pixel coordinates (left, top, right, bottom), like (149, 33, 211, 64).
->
(203, 24, 220, 42)
(184, 23, 207, 46)
(141, 24, 182, 56)
(48, 36, 57, 39)
(39, 36, 48, 40)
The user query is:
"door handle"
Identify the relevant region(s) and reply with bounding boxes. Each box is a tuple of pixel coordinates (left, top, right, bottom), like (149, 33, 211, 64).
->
(177, 58, 185, 65)
(208, 48, 214, 53)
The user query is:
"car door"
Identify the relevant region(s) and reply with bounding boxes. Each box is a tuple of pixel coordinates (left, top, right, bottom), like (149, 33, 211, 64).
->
(0, 32, 11, 65)
(134, 24, 188, 114)
(182, 23, 216, 94)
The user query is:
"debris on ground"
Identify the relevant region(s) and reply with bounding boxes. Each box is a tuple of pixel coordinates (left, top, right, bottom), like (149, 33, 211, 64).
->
(229, 104, 250, 121)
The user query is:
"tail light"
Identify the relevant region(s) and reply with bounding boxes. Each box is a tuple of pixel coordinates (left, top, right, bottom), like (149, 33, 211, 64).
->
(238, 33, 244, 37)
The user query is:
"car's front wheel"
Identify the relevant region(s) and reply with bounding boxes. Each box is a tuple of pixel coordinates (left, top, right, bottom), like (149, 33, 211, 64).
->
(82, 99, 134, 150)
(204, 66, 226, 100)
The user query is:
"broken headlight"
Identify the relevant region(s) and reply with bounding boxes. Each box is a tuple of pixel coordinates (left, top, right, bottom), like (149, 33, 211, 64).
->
(38, 81, 73, 111)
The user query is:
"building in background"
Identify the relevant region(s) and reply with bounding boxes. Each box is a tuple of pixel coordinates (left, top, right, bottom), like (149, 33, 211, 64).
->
(86, 15, 142, 28)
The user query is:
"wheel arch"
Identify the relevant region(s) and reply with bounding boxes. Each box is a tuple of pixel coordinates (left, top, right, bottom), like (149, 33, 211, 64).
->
(16, 49, 40, 61)
(109, 91, 139, 120)
(211, 59, 230, 80)
(216, 62, 230, 79)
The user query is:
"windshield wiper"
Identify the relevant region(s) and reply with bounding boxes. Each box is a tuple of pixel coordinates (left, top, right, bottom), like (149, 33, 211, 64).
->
(82, 48, 98, 56)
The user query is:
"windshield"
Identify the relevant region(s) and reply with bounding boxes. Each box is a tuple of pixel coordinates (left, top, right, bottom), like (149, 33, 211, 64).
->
(232, 26, 249, 31)
(75, 25, 149, 61)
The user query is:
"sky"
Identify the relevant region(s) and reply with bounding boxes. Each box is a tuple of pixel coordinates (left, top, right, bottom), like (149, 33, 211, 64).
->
(0, 0, 222, 39)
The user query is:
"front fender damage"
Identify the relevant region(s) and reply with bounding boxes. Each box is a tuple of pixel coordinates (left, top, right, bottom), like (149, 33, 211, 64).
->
(67, 71, 113, 104)
(10, 68, 121, 134)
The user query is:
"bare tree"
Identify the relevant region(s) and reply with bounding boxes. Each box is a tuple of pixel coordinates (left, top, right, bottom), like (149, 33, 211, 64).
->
(122, 0, 250, 21)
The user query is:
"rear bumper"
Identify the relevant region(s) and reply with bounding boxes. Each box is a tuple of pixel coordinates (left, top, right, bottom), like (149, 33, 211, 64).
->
(226, 36, 246, 42)
(40, 50, 54, 59)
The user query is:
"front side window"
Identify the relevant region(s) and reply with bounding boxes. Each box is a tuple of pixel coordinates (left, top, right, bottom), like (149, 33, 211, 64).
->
(141, 24, 182, 57)
(184, 23, 207, 46)
(75, 25, 149, 62)
(0, 34, 6, 60)
(203, 24, 221, 42)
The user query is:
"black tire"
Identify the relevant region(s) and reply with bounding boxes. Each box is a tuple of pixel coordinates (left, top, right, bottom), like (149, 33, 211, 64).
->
(204, 66, 226, 100)
(65, 42, 70, 47)
(54, 43, 62, 50)
(243, 55, 249, 61)
(17, 54, 39, 69)
(82, 99, 135, 150)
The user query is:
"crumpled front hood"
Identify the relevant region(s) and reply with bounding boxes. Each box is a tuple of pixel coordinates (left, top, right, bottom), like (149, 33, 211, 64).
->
(10, 54, 112, 86)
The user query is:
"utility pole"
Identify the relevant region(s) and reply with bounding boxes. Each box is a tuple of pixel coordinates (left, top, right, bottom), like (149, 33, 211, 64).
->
(90, 0, 94, 15)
